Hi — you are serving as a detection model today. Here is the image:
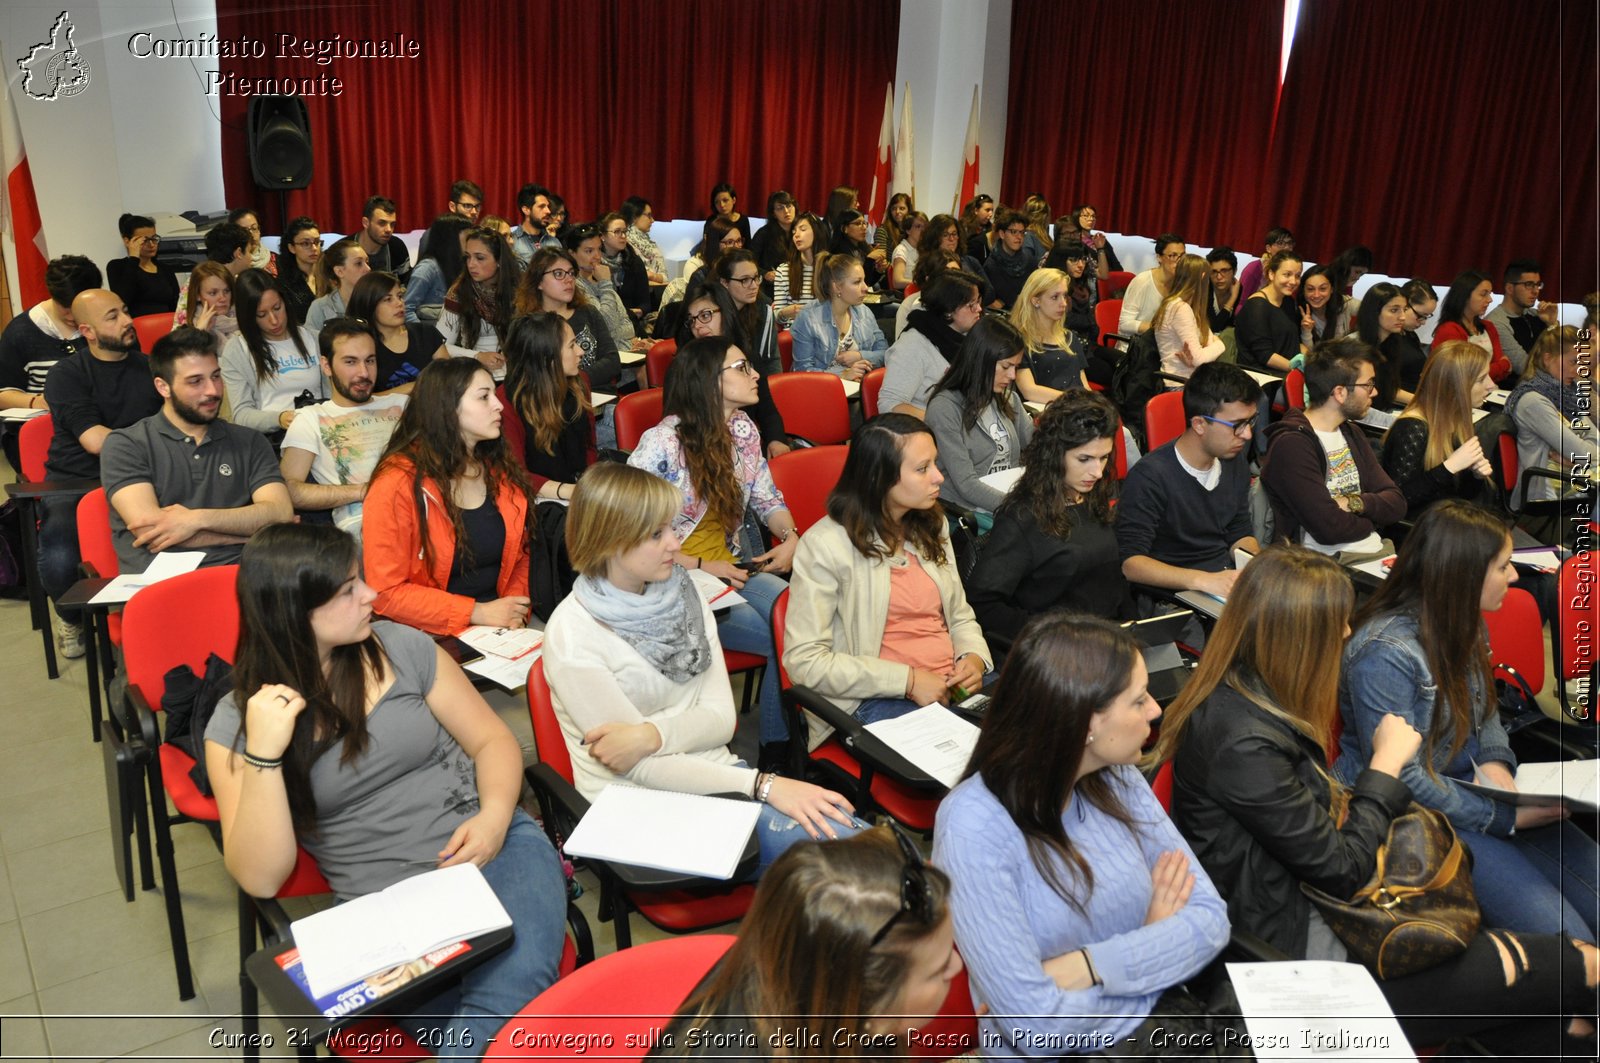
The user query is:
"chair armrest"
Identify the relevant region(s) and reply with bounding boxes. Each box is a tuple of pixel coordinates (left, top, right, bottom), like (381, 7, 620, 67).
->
(1223, 927, 1289, 963)
(125, 685, 162, 755)
(1521, 465, 1589, 497)
(251, 894, 296, 945)
(4, 477, 99, 501)
(782, 684, 943, 792)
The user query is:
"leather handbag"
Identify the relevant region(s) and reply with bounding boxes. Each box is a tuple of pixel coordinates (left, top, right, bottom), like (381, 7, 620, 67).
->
(1301, 802, 1480, 979)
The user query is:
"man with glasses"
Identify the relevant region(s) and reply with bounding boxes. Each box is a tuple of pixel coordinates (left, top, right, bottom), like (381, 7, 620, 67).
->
(356, 195, 410, 284)
(447, 179, 483, 222)
(1118, 233, 1188, 335)
(1205, 246, 1243, 334)
(1487, 259, 1558, 377)
(982, 209, 1039, 310)
(1116, 363, 1262, 603)
(1260, 338, 1405, 559)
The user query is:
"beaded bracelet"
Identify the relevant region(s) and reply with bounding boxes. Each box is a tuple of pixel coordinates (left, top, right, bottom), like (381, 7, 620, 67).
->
(242, 749, 283, 771)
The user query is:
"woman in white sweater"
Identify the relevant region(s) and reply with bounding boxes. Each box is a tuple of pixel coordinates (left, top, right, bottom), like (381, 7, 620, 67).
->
(1153, 254, 1225, 379)
(542, 462, 861, 871)
(219, 268, 327, 434)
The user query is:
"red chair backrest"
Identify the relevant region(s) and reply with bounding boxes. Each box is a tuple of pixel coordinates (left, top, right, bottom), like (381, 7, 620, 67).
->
(645, 339, 677, 389)
(1151, 761, 1174, 811)
(1557, 555, 1599, 683)
(1484, 587, 1545, 696)
(615, 389, 665, 452)
(1144, 391, 1187, 451)
(1284, 368, 1307, 410)
(76, 487, 120, 580)
(768, 372, 850, 445)
(1112, 423, 1128, 479)
(862, 366, 887, 420)
(1098, 270, 1135, 302)
(525, 656, 576, 783)
(768, 446, 848, 535)
(772, 587, 795, 690)
(18, 413, 52, 482)
(486, 935, 736, 1062)
(1094, 299, 1123, 347)
(1496, 432, 1520, 494)
(132, 313, 171, 354)
(121, 564, 241, 716)
(777, 329, 794, 373)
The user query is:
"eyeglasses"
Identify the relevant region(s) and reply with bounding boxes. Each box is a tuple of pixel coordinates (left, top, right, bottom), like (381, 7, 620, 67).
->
(1348, 381, 1379, 394)
(728, 274, 761, 286)
(1004, 227, 1027, 236)
(1160, 251, 1184, 262)
(291, 238, 321, 249)
(1514, 280, 1545, 292)
(1201, 414, 1253, 437)
(454, 200, 482, 213)
(542, 268, 576, 281)
(1409, 305, 1433, 322)
(688, 307, 721, 324)
(605, 227, 628, 237)
(870, 825, 935, 947)
(720, 358, 756, 377)
(137, 235, 161, 245)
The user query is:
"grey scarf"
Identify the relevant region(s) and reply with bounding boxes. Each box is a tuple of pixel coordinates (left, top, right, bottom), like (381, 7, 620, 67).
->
(573, 568, 712, 683)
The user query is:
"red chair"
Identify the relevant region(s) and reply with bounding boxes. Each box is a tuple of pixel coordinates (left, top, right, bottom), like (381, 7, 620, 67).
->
(132, 312, 172, 353)
(523, 657, 757, 948)
(777, 329, 793, 373)
(1143, 391, 1187, 451)
(17, 412, 52, 482)
(768, 372, 851, 445)
(16, 412, 62, 677)
(1485, 587, 1546, 704)
(903, 282, 920, 297)
(487, 935, 735, 1062)
(1284, 368, 1307, 410)
(1094, 298, 1126, 350)
(1112, 423, 1129, 479)
(771, 589, 943, 831)
(121, 564, 242, 1001)
(645, 338, 677, 389)
(862, 365, 888, 419)
(769, 446, 848, 534)
(1098, 270, 1135, 302)
(77, 488, 124, 737)
(1555, 555, 1599, 723)
(614, 389, 665, 452)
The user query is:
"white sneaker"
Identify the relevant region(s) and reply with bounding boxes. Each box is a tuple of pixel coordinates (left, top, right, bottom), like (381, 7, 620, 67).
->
(55, 616, 85, 659)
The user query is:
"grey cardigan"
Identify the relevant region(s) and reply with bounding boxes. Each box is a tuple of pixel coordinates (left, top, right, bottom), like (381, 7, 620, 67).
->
(925, 389, 1034, 511)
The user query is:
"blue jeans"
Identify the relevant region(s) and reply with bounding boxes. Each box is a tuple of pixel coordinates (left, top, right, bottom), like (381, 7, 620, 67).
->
(399, 810, 567, 1060)
(733, 760, 871, 873)
(856, 670, 998, 725)
(38, 492, 85, 622)
(715, 570, 787, 744)
(1461, 819, 1600, 943)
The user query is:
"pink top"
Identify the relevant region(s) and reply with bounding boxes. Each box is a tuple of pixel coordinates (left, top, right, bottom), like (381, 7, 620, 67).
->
(879, 554, 955, 675)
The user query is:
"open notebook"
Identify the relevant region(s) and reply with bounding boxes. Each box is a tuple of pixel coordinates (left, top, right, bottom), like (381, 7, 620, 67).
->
(563, 784, 761, 880)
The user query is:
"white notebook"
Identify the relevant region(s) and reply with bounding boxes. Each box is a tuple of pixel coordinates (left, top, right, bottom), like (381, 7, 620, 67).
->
(563, 784, 760, 880)
(290, 863, 511, 997)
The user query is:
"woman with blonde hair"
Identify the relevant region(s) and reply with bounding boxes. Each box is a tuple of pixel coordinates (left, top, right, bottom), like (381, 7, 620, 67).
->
(1507, 324, 1599, 510)
(1011, 267, 1091, 402)
(1155, 542, 1599, 1055)
(1153, 253, 1224, 379)
(1380, 340, 1496, 514)
(171, 261, 238, 345)
(789, 253, 887, 380)
(543, 462, 860, 872)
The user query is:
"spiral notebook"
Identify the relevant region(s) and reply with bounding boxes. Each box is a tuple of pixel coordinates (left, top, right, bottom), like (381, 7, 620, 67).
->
(563, 784, 760, 880)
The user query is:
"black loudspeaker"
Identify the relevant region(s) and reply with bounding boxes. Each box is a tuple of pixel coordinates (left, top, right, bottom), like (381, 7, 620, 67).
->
(246, 96, 313, 189)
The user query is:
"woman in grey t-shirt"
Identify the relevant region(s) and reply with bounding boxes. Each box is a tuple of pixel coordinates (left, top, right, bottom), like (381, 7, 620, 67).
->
(205, 523, 566, 1060)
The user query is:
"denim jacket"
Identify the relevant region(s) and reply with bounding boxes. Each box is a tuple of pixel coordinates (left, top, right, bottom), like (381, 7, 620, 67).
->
(789, 302, 887, 375)
(1335, 611, 1517, 836)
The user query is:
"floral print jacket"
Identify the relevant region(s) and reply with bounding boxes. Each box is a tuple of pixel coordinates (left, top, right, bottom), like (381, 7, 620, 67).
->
(627, 411, 788, 549)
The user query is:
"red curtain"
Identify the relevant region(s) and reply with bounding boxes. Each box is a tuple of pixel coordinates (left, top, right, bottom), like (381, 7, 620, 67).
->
(1001, 0, 1286, 252)
(1264, 0, 1595, 302)
(216, 1, 900, 232)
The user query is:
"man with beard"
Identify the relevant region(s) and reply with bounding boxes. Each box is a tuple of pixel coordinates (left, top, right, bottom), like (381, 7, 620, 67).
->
(1261, 337, 1406, 557)
(279, 318, 407, 537)
(35, 289, 164, 656)
(357, 195, 411, 284)
(100, 327, 291, 574)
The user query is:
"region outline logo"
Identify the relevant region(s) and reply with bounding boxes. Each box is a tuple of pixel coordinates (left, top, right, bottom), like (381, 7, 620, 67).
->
(17, 10, 91, 101)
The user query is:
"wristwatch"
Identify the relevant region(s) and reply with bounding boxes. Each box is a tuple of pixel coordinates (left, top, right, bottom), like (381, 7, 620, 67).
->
(1345, 493, 1365, 514)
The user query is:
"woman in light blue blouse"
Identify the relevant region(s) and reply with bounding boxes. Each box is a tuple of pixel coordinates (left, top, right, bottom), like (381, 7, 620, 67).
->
(789, 252, 887, 380)
(933, 613, 1229, 1053)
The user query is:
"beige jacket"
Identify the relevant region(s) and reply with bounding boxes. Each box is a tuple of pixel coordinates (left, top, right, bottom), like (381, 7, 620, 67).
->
(783, 516, 991, 748)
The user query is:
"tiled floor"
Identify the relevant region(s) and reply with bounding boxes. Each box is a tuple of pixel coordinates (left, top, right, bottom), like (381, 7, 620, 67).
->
(0, 576, 689, 1061)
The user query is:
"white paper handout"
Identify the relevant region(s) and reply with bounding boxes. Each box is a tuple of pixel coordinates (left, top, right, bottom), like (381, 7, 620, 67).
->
(458, 625, 543, 661)
(1464, 760, 1600, 814)
(590, 391, 618, 407)
(88, 550, 207, 605)
(1227, 961, 1415, 1061)
(463, 651, 538, 691)
(562, 784, 760, 879)
(688, 567, 748, 609)
(862, 704, 980, 788)
(1349, 555, 1397, 581)
(977, 466, 1025, 495)
(290, 863, 512, 998)
(841, 378, 861, 399)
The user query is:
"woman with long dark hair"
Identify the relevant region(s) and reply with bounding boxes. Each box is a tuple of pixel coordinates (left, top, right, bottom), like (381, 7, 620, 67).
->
(437, 226, 519, 376)
(545, 462, 860, 870)
(771, 212, 825, 325)
(956, 194, 995, 265)
(1393, 278, 1439, 396)
(879, 270, 982, 416)
(205, 523, 565, 1061)
(748, 190, 798, 283)
(889, 210, 927, 293)
(968, 392, 1134, 636)
(655, 828, 962, 1058)
(597, 211, 651, 326)
(514, 245, 622, 394)
(1339, 501, 1600, 940)
(1355, 280, 1413, 407)
(1433, 270, 1512, 384)
(1295, 264, 1353, 347)
(274, 216, 322, 325)
(715, 249, 779, 376)
(405, 213, 472, 324)
(683, 215, 745, 287)
(934, 613, 1230, 1051)
(348, 270, 445, 395)
(924, 316, 1034, 515)
(107, 212, 180, 317)
(220, 268, 327, 434)
(830, 210, 887, 289)
(499, 311, 594, 501)
(875, 193, 914, 258)
(676, 280, 790, 458)
(628, 337, 799, 762)
(362, 358, 532, 636)
(621, 195, 670, 288)
(1234, 248, 1303, 372)
(784, 413, 991, 729)
(1156, 543, 1600, 1055)
(705, 182, 752, 245)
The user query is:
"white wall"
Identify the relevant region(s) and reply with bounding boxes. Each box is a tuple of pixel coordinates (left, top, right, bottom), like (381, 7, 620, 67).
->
(1, 0, 224, 306)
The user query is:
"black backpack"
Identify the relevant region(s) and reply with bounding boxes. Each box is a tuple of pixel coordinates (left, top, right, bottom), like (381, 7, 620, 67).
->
(1110, 329, 1162, 450)
(529, 499, 578, 622)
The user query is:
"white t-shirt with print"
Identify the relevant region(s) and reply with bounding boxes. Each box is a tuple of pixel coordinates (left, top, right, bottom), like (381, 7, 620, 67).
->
(282, 394, 408, 533)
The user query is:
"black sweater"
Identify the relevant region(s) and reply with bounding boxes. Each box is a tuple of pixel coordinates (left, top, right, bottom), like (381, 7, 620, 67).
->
(968, 503, 1136, 639)
(1235, 294, 1300, 370)
(1113, 441, 1254, 573)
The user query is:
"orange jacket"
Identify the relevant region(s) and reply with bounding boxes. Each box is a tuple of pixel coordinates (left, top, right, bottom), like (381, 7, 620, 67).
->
(362, 454, 530, 635)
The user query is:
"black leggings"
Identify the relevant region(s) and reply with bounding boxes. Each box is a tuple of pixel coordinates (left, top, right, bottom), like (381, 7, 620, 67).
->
(1380, 930, 1595, 1054)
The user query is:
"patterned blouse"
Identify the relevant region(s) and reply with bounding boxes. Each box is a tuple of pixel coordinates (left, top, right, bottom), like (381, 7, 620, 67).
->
(626, 411, 789, 548)
(627, 227, 668, 280)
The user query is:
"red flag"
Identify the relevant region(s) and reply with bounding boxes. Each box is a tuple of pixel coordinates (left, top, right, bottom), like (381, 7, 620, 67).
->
(956, 85, 981, 213)
(865, 83, 893, 225)
(2, 86, 48, 307)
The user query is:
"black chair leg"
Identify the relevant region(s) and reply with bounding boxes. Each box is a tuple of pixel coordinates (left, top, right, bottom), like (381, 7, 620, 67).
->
(84, 611, 102, 743)
(147, 767, 195, 1000)
(238, 890, 261, 1063)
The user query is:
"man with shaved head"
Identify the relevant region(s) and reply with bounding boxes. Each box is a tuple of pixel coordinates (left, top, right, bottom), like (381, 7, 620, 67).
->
(36, 289, 162, 657)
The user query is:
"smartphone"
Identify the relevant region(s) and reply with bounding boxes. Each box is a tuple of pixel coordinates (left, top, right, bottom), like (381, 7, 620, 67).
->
(734, 559, 765, 573)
